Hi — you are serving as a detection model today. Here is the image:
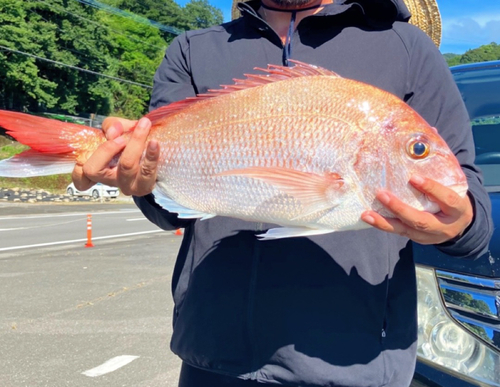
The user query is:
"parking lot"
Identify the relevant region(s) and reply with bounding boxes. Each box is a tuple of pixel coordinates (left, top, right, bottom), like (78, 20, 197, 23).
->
(0, 202, 182, 386)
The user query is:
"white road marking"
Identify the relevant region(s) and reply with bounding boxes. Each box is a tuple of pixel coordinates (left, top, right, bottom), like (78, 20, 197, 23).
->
(0, 230, 163, 252)
(0, 209, 140, 221)
(0, 218, 83, 232)
(126, 218, 148, 221)
(82, 355, 140, 377)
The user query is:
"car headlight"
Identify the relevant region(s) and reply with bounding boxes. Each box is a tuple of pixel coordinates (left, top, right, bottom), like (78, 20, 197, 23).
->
(416, 266, 500, 386)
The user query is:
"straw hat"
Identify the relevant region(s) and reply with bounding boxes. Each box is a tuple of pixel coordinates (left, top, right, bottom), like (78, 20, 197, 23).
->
(403, 0, 441, 47)
(231, 0, 442, 47)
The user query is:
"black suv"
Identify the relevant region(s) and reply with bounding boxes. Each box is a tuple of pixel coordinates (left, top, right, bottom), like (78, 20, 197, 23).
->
(412, 61, 500, 386)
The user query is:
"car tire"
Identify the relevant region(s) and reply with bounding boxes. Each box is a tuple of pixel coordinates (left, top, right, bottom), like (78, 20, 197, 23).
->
(92, 190, 100, 199)
(67, 187, 74, 196)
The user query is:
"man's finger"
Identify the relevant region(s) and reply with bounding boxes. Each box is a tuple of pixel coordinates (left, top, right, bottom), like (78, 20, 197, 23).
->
(82, 136, 127, 181)
(116, 118, 151, 188)
(375, 191, 438, 233)
(133, 140, 160, 196)
(72, 164, 95, 191)
(409, 175, 466, 216)
(105, 122, 122, 141)
(361, 211, 399, 233)
(102, 117, 137, 136)
(361, 211, 453, 245)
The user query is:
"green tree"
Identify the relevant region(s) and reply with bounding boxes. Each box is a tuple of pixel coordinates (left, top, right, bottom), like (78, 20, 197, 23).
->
(443, 53, 460, 67)
(0, 0, 223, 118)
(100, 12, 166, 117)
(183, 0, 223, 29)
(0, 0, 116, 114)
(0, 0, 58, 110)
(460, 42, 500, 64)
(109, 0, 186, 44)
(444, 42, 500, 67)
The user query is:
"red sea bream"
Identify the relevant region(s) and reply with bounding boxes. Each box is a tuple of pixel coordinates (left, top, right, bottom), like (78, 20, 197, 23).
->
(0, 61, 467, 239)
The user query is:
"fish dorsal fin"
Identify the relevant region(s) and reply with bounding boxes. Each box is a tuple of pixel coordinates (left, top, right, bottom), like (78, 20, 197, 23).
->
(144, 61, 341, 125)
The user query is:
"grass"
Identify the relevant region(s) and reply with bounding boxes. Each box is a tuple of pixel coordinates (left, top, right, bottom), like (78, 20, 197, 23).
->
(0, 136, 72, 194)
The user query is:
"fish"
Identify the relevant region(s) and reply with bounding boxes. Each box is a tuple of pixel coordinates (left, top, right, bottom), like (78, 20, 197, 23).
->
(0, 60, 468, 239)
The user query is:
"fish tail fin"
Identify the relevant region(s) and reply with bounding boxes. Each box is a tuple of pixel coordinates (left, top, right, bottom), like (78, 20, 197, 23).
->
(0, 110, 106, 177)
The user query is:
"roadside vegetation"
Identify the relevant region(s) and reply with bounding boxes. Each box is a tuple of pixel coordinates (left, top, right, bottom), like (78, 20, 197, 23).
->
(0, 0, 223, 119)
(0, 0, 223, 193)
(0, 136, 71, 193)
(0, 1, 497, 193)
(444, 42, 500, 66)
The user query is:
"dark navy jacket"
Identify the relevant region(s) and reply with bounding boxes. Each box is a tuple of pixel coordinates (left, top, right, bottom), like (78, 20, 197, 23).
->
(134, 1, 493, 385)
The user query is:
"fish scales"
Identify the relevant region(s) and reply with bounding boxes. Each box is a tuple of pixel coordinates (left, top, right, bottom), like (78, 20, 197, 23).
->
(152, 77, 360, 226)
(0, 61, 467, 239)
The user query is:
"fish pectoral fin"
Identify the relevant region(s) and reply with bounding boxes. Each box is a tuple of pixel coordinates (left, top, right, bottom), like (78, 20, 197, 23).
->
(257, 227, 335, 240)
(217, 167, 345, 212)
(152, 188, 215, 220)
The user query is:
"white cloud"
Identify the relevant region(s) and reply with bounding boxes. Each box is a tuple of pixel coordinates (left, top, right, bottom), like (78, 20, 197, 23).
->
(442, 15, 500, 45)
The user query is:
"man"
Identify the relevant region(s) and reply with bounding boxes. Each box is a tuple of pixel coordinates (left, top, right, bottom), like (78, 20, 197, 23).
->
(73, 0, 493, 386)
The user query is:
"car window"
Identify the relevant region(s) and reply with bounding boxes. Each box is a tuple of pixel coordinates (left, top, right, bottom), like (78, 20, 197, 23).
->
(452, 65, 500, 188)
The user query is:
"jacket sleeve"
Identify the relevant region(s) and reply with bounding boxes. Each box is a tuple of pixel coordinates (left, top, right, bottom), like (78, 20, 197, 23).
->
(404, 26, 493, 258)
(133, 34, 196, 231)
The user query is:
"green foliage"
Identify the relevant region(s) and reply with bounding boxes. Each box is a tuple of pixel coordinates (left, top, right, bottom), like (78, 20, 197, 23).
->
(443, 53, 460, 67)
(0, 137, 71, 192)
(461, 42, 500, 64)
(0, 142, 28, 159)
(0, 0, 223, 118)
(0, 174, 72, 193)
(445, 42, 500, 67)
(183, 0, 223, 30)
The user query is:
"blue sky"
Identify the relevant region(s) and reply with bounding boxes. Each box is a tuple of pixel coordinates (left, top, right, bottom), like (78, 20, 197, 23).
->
(176, 0, 500, 54)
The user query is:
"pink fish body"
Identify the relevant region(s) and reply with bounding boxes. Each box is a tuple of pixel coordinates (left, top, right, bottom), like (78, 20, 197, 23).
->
(0, 61, 467, 239)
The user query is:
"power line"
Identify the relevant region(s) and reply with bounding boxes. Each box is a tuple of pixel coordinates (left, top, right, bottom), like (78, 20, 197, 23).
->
(28, 8, 109, 69)
(35, 0, 168, 52)
(0, 45, 153, 89)
(74, 0, 182, 35)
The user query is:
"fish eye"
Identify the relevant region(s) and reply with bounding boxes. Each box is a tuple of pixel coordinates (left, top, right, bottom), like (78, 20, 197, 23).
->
(407, 139, 430, 159)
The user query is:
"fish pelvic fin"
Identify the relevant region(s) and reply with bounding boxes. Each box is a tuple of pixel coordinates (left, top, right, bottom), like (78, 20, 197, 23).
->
(0, 110, 106, 177)
(144, 61, 341, 125)
(258, 227, 335, 240)
(217, 167, 346, 217)
(152, 188, 216, 220)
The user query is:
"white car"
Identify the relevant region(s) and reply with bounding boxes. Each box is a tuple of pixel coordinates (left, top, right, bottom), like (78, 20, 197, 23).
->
(66, 182, 119, 199)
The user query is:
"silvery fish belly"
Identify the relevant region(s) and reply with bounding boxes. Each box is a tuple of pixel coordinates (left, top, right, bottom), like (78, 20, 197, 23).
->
(147, 61, 468, 240)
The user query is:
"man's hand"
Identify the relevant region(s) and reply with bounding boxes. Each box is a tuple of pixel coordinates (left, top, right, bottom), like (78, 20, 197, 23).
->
(361, 175, 473, 245)
(71, 117, 160, 197)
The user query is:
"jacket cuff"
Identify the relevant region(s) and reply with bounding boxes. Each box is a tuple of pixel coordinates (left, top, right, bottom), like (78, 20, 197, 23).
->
(133, 194, 192, 230)
(436, 191, 491, 258)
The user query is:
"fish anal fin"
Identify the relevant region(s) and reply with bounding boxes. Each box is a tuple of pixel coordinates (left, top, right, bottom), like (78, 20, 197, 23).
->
(0, 150, 76, 177)
(258, 227, 335, 240)
(152, 188, 215, 219)
(217, 167, 346, 215)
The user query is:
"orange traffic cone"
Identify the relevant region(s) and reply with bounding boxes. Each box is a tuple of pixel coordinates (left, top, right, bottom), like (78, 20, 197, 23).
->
(85, 214, 94, 247)
(175, 229, 183, 236)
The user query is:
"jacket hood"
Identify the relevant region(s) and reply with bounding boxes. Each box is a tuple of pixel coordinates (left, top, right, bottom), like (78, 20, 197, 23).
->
(344, 0, 411, 25)
(238, 0, 412, 27)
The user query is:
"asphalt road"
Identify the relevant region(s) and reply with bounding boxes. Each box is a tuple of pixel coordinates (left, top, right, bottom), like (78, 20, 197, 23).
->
(0, 201, 163, 252)
(0, 201, 183, 387)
